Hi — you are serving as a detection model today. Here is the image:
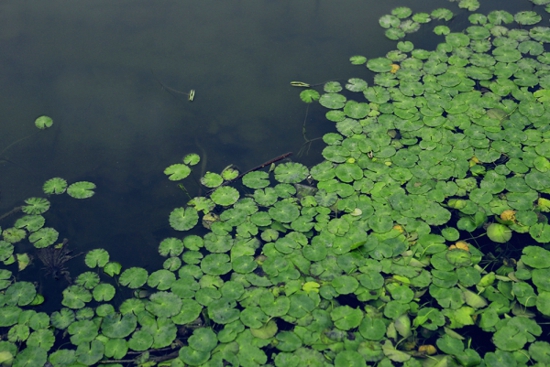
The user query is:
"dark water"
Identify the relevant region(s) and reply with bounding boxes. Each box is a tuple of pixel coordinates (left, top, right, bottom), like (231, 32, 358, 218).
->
(0, 0, 534, 272)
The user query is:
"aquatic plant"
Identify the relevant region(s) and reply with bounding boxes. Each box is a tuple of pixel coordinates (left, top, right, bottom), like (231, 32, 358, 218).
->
(3, 1, 550, 366)
(0, 115, 53, 165)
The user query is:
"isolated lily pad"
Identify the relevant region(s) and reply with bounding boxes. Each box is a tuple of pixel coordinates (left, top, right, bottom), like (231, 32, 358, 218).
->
(300, 89, 320, 103)
(164, 164, 191, 181)
(35, 115, 53, 129)
(67, 181, 96, 199)
(350, 55, 367, 65)
(183, 153, 200, 166)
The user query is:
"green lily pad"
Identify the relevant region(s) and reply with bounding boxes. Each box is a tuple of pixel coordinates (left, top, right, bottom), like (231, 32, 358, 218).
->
(350, 55, 367, 65)
(169, 207, 199, 231)
(164, 163, 191, 181)
(331, 306, 363, 330)
(147, 269, 176, 290)
(146, 291, 182, 317)
(128, 329, 153, 351)
(35, 115, 53, 129)
(14, 215, 44, 233)
(84, 248, 109, 268)
(488, 10, 514, 24)
(379, 14, 400, 28)
(179, 346, 210, 366)
(274, 162, 308, 184)
(119, 267, 148, 289)
(2, 228, 26, 244)
(367, 58, 393, 73)
(43, 177, 67, 194)
(345, 78, 368, 92)
(211, 186, 239, 206)
(158, 237, 184, 257)
(391, 6, 412, 19)
(521, 246, 550, 269)
(200, 172, 223, 188)
(5, 282, 36, 306)
(101, 313, 137, 338)
(28, 227, 59, 248)
(432, 8, 453, 21)
(514, 10, 541, 25)
(242, 171, 270, 189)
(67, 181, 96, 199)
(188, 327, 218, 352)
(319, 93, 347, 109)
(299, 89, 320, 103)
(201, 254, 231, 275)
(22, 197, 50, 215)
(183, 153, 200, 166)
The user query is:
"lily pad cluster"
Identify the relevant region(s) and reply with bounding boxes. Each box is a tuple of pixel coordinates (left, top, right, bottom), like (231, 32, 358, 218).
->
(3, 1, 550, 367)
(0, 179, 95, 253)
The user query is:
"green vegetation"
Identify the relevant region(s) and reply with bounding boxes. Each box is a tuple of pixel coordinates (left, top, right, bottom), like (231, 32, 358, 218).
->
(3, 1, 550, 366)
(0, 116, 52, 165)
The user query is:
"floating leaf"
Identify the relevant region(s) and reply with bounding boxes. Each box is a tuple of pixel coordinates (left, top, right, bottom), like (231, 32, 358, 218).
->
(350, 55, 367, 65)
(119, 267, 148, 289)
(211, 187, 239, 206)
(299, 89, 320, 103)
(14, 215, 45, 233)
(2, 228, 26, 244)
(128, 330, 153, 352)
(28, 227, 59, 248)
(35, 115, 53, 129)
(268, 201, 300, 223)
(183, 153, 200, 166)
(367, 58, 393, 73)
(158, 237, 184, 257)
(391, 7, 412, 19)
(169, 207, 199, 231)
(22, 197, 50, 215)
(5, 282, 36, 306)
(514, 10, 541, 25)
(164, 164, 191, 181)
(67, 181, 96, 199)
(274, 162, 308, 184)
(319, 93, 346, 109)
(43, 177, 67, 194)
(379, 14, 400, 28)
(85, 248, 109, 268)
(200, 172, 223, 188)
(146, 291, 182, 317)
